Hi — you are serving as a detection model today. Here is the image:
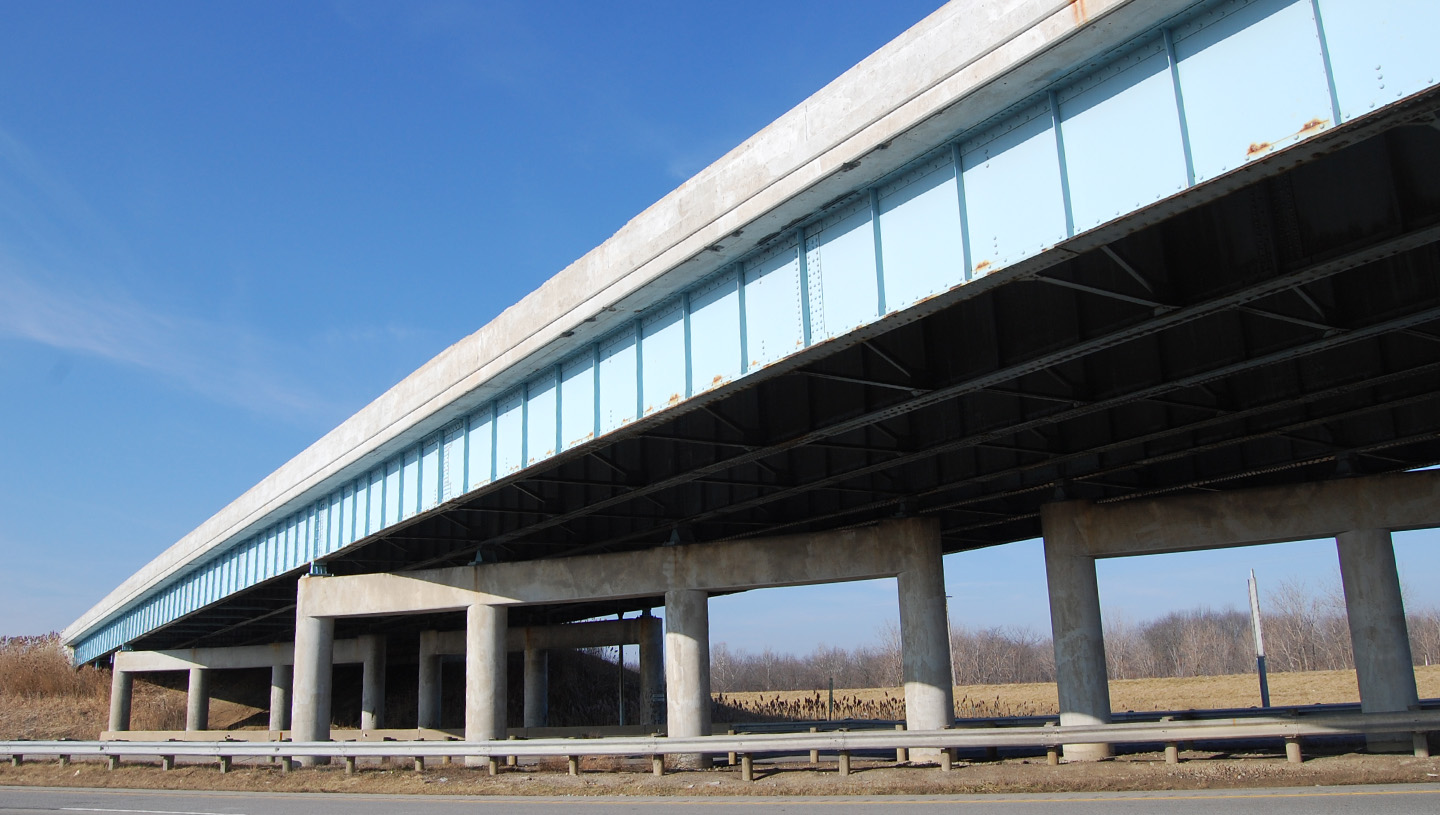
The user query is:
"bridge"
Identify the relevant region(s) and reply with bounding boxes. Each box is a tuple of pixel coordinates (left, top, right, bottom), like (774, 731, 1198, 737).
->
(62, 0, 1440, 763)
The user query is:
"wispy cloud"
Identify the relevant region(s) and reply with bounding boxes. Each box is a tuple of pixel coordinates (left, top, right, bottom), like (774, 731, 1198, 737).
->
(0, 257, 339, 419)
(0, 122, 344, 422)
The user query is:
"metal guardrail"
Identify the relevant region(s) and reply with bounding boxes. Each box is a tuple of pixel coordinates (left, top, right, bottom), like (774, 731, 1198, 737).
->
(3, 710, 1436, 780)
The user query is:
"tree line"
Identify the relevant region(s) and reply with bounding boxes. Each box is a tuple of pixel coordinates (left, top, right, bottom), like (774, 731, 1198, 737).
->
(710, 582, 1440, 693)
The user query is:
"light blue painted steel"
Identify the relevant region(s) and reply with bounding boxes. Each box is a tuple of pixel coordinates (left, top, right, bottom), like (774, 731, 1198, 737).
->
(1173, 0, 1334, 182)
(962, 100, 1068, 276)
(598, 330, 637, 434)
(688, 268, 742, 394)
(878, 152, 965, 309)
(641, 300, 687, 417)
(806, 197, 878, 341)
(466, 411, 493, 492)
(561, 353, 597, 450)
(495, 390, 524, 477)
(73, 0, 1440, 665)
(420, 436, 441, 512)
(742, 239, 802, 369)
(1059, 40, 1190, 233)
(443, 423, 465, 503)
(525, 374, 558, 466)
(1317, 0, 1440, 123)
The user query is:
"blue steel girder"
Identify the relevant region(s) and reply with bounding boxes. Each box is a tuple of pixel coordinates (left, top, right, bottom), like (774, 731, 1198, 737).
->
(70, 0, 1440, 664)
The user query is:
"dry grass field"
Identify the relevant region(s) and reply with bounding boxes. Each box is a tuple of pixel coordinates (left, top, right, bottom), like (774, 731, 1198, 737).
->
(716, 663, 1440, 721)
(5, 632, 1439, 740)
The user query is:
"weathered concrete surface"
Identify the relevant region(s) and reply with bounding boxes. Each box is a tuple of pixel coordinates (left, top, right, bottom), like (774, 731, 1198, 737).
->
(896, 524, 954, 761)
(464, 602, 507, 765)
(1042, 501, 1114, 761)
(522, 648, 548, 729)
(429, 617, 664, 654)
(639, 613, 664, 727)
(269, 664, 292, 732)
(417, 630, 442, 730)
(1337, 529, 1420, 752)
(1063, 471, 1440, 558)
(664, 588, 711, 769)
(302, 519, 941, 617)
(184, 668, 210, 732)
(112, 639, 367, 673)
(66, 0, 1193, 657)
(358, 634, 386, 731)
(107, 667, 132, 733)
(290, 604, 334, 766)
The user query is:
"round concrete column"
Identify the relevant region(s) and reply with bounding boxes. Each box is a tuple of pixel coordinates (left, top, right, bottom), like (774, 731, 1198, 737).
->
(664, 588, 712, 768)
(417, 630, 442, 729)
(1042, 502, 1112, 760)
(291, 610, 335, 766)
(359, 634, 387, 731)
(185, 668, 210, 732)
(108, 668, 133, 733)
(638, 614, 664, 727)
(1338, 529, 1419, 752)
(896, 522, 954, 761)
(269, 664, 292, 733)
(465, 602, 508, 766)
(523, 648, 548, 729)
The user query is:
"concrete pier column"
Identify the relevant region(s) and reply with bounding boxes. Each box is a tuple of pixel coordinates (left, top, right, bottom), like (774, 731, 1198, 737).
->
(638, 613, 664, 727)
(108, 668, 133, 733)
(523, 648, 548, 729)
(185, 668, 210, 731)
(1337, 529, 1419, 752)
(359, 634, 386, 731)
(896, 520, 954, 762)
(664, 588, 711, 768)
(291, 610, 335, 765)
(1042, 501, 1113, 761)
(465, 602, 507, 766)
(417, 630, 442, 729)
(269, 664, 292, 732)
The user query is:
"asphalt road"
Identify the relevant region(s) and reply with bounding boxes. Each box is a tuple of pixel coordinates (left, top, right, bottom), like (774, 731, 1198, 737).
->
(2, 785, 1439, 814)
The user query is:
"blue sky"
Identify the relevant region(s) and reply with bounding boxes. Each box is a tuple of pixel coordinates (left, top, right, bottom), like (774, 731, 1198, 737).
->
(1, 1, 1435, 656)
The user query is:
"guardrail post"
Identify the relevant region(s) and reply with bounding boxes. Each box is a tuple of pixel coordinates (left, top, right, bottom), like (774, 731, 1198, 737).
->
(567, 755, 579, 776)
(507, 734, 518, 767)
(809, 726, 819, 764)
(161, 755, 175, 771)
(1284, 736, 1303, 764)
(281, 756, 294, 773)
(57, 755, 69, 767)
(1413, 731, 1431, 759)
(651, 754, 664, 776)
(1161, 716, 1179, 764)
(740, 753, 753, 782)
(344, 756, 356, 775)
(837, 750, 851, 777)
(413, 756, 424, 773)
(895, 723, 907, 763)
(106, 755, 119, 771)
(487, 756, 500, 776)
(939, 747, 953, 772)
(218, 755, 231, 774)
(9, 754, 20, 768)
(727, 729, 736, 766)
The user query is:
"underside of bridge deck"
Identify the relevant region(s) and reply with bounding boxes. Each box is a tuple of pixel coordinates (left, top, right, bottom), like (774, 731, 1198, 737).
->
(135, 93, 1440, 652)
